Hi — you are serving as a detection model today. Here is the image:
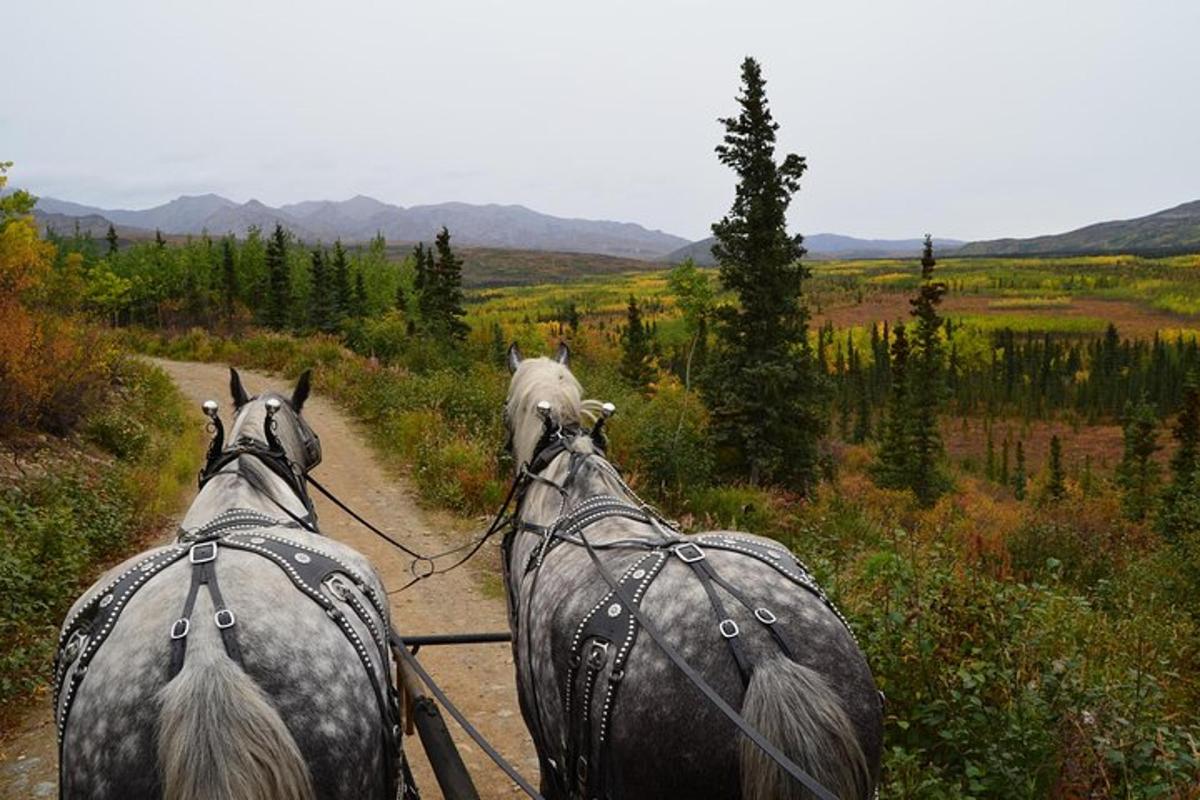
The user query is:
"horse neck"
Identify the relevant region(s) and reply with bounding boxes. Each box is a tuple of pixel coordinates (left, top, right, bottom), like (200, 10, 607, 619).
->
(510, 445, 638, 569)
(180, 456, 310, 535)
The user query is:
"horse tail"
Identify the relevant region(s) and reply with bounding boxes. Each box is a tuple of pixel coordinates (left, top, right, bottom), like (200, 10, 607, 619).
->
(739, 656, 872, 800)
(156, 641, 315, 800)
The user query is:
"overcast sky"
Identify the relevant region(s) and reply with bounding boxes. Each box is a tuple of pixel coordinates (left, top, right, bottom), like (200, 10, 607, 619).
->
(4, 0, 1198, 241)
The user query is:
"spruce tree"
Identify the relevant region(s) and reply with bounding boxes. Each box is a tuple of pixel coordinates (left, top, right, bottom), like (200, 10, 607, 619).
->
(155, 228, 166, 249)
(1116, 396, 1160, 521)
(907, 235, 950, 505)
(1046, 434, 1066, 502)
(264, 223, 290, 330)
(1158, 375, 1200, 543)
(353, 271, 368, 319)
(1013, 440, 1027, 500)
(332, 240, 351, 324)
(1000, 436, 1010, 485)
(309, 249, 337, 333)
(703, 56, 824, 490)
(412, 242, 428, 314)
(220, 237, 237, 320)
(620, 295, 655, 392)
(105, 223, 119, 256)
(432, 226, 469, 341)
(875, 322, 911, 488)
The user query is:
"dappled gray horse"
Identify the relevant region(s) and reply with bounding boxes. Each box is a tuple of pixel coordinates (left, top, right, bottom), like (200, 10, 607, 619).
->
(54, 369, 407, 800)
(503, 345, 883, 800)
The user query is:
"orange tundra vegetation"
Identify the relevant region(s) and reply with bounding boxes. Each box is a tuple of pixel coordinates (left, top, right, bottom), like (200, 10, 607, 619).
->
(0, 163, 109, 432)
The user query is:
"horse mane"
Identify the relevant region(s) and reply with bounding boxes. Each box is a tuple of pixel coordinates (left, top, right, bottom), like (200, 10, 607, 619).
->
(508, 358, 605, 463)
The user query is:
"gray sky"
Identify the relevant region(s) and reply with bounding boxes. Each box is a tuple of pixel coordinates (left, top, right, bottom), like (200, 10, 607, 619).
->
(4, 0, 1198, 241)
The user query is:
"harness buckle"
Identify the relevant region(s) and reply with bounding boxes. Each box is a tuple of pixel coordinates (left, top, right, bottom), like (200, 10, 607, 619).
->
(214, 609, 236, 629)
(190, 541, 217, 564)
(587, 640, 610, 670)
(673, 542, 705, 563)
(754, 608, 777, 625)
(170, 618, 190, 639)
(719, 618, 740, 639)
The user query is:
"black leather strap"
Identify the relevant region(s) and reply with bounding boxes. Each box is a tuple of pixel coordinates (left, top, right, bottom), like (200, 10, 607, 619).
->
(169, 541, 244, 679)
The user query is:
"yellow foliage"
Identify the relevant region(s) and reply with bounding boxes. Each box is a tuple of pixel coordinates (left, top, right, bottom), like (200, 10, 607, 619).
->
(0, 215, 110, 431)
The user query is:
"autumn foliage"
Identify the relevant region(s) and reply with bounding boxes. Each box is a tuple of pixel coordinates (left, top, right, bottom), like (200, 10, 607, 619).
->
(0, 163, 109, 432)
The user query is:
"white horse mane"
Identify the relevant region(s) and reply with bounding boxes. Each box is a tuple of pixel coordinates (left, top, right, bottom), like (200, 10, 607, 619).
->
(507, 357, 605, 465)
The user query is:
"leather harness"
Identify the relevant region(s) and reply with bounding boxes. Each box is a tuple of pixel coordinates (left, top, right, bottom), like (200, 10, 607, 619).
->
(504, 427, 857, 800)
(54, 434, 411, 798)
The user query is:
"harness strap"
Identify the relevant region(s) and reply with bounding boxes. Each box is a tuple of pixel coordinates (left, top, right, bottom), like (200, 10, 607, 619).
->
(685, 554, 753, 687)
(169, 541, 244, 679)
(697, 553, 795, 659)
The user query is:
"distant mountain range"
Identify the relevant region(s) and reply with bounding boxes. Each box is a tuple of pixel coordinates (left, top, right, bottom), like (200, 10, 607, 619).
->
(28, 190, 1200, 263)
(32, 194, 689, 260)
(957, 200, 1200, 256)
(662, 234, 966, 265)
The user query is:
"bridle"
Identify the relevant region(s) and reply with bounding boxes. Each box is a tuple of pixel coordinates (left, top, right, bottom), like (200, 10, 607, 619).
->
(196, 396, 322, 529)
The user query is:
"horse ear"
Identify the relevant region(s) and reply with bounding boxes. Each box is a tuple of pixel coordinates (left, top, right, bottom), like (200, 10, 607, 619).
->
(554, 342, 570, 366)
(291, 370, 312, 413)
(230, 368, 250, 408)
(507, 343, 523, 374)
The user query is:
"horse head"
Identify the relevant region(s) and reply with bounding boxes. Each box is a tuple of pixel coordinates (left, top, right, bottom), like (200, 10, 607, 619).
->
(226, 367, 322, 474)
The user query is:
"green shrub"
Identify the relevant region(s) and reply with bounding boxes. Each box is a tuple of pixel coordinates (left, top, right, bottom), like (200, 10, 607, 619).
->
(0, 357, 198, 719)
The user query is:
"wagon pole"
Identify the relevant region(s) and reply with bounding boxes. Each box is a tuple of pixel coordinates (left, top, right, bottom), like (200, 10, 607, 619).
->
(395, 644, 482, 800)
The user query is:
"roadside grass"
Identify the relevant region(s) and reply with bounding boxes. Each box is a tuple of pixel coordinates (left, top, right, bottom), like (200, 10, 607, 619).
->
(0, 358, 201, 724)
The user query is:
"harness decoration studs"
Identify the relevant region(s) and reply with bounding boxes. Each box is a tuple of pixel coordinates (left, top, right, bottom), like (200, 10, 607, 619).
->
(53, 398, 408, 800)
(506, 399, 857, 800)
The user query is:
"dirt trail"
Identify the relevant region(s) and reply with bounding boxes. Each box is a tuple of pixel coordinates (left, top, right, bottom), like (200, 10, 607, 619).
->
(0, 359, 536, 799)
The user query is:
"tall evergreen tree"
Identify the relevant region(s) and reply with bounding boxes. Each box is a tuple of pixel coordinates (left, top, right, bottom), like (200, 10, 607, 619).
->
(412, 242, 428, 312)
(703, 56, 824, 490)
(105, 223, 119, 257)
(332, 240, 352, 324)
(1046, 434, 1067, 501)
(620, 295, 656, 392)
(308, 249, 338, 333)
(907, 235, 950, 505)
(1116, 396, 1160, 521)
(874, 322, 912, 488)
(431, 226, 469, 341)
(155, 228, 166, 249)
(1013, 440, 1027, 500)
(264, 223, 290, 330)
(220, 237, 237, 320)
(1158, 375, 1200, 543)
(353, 270, 368, 319)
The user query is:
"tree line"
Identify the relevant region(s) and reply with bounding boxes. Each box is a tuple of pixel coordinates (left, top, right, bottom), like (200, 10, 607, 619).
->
(44, 220, 468, 340)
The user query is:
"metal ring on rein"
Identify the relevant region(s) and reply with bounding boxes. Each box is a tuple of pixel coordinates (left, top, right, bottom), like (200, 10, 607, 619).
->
(409, 557, 437, 580)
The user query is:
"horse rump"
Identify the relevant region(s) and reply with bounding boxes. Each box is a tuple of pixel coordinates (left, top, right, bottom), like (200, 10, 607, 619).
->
(156, 642, 315, 800)
(739, 656, 872, 800)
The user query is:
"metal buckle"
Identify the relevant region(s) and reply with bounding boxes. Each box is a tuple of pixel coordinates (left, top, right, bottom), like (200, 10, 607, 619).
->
(214, 609, 236, 629)
(754, 608, 777, 625)
(170, 618, 190, 639)
(587, 641, 610, 669)
(673, 542, 705, 563)
(719, 619, 740, 638)
(190, 541, 217, 564)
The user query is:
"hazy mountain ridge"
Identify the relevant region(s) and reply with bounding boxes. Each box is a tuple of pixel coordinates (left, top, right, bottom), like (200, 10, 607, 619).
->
(663, 234, 966, 265)
(32, 193, 689, 259)
(958, 200, 1200, 256)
